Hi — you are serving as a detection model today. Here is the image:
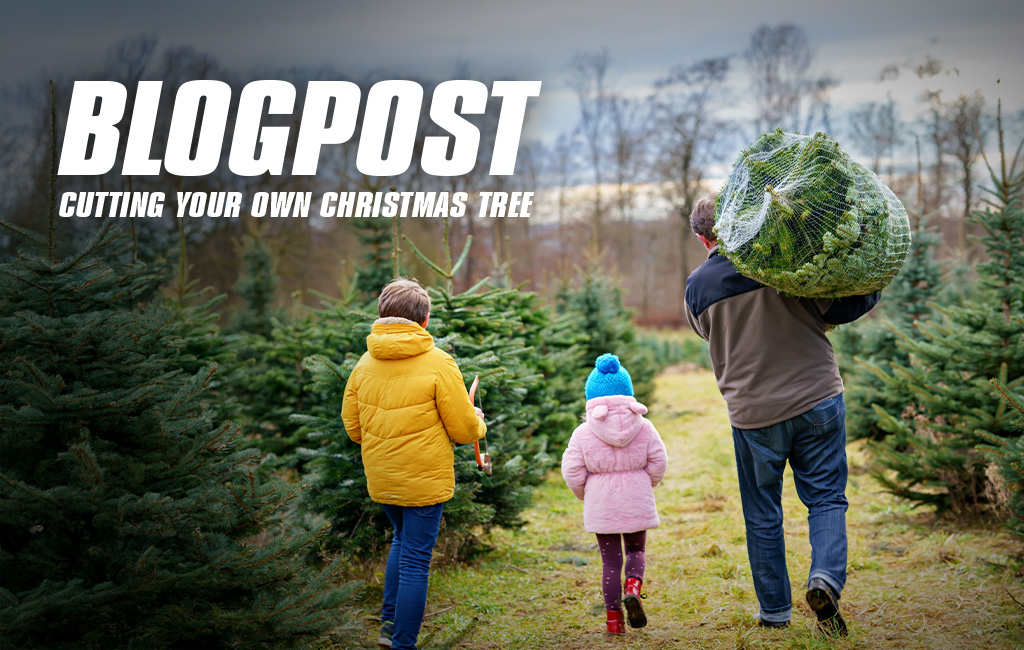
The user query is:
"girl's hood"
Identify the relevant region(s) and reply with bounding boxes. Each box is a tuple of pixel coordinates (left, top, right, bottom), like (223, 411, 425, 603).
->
(584, 395, 648, 447)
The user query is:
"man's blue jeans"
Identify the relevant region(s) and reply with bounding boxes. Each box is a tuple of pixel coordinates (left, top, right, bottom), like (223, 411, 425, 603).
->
(381, 503, 444, 650)
(731, 393, 849, 624)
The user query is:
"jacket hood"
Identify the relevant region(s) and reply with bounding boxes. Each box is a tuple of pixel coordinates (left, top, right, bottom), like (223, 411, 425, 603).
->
(367, 318, 435, 360)
(584, 395, 648, 447)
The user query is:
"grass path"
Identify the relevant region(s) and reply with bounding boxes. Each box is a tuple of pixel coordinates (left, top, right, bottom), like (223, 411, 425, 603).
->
(346, 368, 1024, 649)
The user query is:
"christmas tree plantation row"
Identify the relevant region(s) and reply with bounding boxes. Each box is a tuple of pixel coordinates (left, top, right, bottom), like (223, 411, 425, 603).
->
(831, 114, 1024, 531)
(0, 219, 690, 648)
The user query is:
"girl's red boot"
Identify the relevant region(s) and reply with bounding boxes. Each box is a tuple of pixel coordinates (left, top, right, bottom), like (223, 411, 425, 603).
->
(623, 577, 647, 628)
(606, 609, 625, 635)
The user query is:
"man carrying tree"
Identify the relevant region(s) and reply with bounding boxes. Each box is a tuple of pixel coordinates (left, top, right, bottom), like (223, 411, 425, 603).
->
(684, 193, 880, 636)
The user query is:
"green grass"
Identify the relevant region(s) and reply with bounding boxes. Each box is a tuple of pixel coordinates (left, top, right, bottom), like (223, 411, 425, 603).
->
(330, 368, 1024, 649)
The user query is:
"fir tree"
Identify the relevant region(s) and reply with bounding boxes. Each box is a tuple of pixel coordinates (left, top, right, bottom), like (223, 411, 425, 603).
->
(0, 222, 358, 649)
(428, 280, 583, 532)
(408, 228, 584, 530)
(868, 109, 1024, 516)
(555, 255, 659, 405)
(231, 289, 369, 471)
(981, 339, 1024, 539)
(299, 225, 582, 556)
(229, 235, 283, 338)
(165, 211, 236, 383)
(832, 175, 944, 441)
(353, 216, 396, 299)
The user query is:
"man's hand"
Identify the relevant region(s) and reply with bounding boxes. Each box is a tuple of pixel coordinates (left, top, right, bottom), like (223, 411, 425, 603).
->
(474, 407, 485, 420)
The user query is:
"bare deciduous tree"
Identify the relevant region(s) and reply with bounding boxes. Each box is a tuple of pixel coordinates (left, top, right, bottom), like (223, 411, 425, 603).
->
(567, 48, 610, 249)
(550, 132, 578, 265)
(744, 24, 837, 136)
(607, 91, 650, 262)
(944, 91, 989, 250)
(650, 57, 730, 315)
(848, 96, 902, 177)
(920, 89, 952, 216)
(902, 55, 954, 216)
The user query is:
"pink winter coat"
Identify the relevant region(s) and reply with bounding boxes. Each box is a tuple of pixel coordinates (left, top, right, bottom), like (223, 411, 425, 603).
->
(561, 395, 668, 534)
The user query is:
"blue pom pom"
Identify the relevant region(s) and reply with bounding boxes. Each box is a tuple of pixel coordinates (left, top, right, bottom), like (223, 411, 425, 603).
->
(595, 354, 620, 374)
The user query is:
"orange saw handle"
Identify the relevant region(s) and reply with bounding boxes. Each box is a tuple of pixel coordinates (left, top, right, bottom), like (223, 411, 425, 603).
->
(468, 376, 491, 475)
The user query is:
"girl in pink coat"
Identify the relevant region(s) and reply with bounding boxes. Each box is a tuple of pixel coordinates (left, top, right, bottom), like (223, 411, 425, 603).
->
(562, 354, 668, 636)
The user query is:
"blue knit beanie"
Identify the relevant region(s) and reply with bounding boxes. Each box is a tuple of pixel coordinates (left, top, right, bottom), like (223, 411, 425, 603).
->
(585, 353, 634, 400)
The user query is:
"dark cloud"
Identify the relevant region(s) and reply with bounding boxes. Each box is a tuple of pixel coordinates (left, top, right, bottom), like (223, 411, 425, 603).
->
(3, 0, 1022, 141)
(4, 1, 1022, 80)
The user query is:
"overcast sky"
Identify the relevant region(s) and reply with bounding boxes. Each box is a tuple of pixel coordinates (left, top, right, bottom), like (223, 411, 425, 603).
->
(3, 0, 1022, 146)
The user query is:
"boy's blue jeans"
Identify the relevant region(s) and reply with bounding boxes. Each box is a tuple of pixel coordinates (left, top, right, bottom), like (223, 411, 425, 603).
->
(381, 503, 444, 650)
(731, 393, 849, 624)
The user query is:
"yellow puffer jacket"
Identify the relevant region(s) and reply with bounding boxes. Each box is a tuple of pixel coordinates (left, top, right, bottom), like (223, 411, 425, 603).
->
(342, 318, 486, 506)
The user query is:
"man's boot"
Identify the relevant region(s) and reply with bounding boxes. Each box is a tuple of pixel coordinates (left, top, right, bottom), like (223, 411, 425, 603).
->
(806, 577, 847, 637)
(376, 620, 394, 648)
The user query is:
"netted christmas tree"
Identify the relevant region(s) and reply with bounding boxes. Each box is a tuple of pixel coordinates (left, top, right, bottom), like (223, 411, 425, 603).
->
(867, 111, 1024, 516)
(0, 222, 358, 649)
(716, 129, 912, 298)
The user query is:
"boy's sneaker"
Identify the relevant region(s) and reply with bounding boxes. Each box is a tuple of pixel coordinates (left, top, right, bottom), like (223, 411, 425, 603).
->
(622, 577, 647, 628)
(377, 620, 394, 648)
(806, 578, 847, 637)
(757, 617, 790, 629)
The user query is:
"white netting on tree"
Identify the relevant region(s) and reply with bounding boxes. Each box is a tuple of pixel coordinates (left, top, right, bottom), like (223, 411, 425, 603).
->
(716, 129, 911, 298)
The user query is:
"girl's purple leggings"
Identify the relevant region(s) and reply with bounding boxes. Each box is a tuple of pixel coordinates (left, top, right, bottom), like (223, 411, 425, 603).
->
(596, 530, 647, 610)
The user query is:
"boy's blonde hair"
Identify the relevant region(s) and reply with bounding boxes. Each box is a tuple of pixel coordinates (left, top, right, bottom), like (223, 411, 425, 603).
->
(378, 278, 431, 324)
(690, 193, 718, 241)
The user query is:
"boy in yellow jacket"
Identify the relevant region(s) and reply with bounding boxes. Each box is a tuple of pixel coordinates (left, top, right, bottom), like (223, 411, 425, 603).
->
(342, 278, 486, 650)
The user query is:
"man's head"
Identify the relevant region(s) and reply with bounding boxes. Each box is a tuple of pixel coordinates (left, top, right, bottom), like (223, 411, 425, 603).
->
(378, 278, 431, 326)
(690, 193, 718, 250)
